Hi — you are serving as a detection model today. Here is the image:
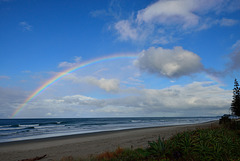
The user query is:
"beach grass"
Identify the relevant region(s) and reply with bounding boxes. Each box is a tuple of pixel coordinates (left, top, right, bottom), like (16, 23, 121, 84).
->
(62, 126, 240, 161)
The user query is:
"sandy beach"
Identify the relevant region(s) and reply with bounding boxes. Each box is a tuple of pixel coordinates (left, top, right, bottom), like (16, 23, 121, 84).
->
(0, 121, 219, 161)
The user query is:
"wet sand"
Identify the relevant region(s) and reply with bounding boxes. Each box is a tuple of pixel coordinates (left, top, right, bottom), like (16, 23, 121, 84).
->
(0, 121, 219, 161)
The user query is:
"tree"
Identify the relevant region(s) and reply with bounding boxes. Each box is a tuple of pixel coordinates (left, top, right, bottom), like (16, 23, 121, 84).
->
(231, 78, 240, 116)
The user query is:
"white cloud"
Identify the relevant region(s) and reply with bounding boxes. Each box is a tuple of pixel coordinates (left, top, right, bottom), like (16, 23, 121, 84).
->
(85, 77, 120, 92)
(63, 75, 120, 92)
(58, 56, 81, 68)
(113, 0, 239, 42)
(152, 37, 171, 45)
(114, 20, 138, 40)
(19, 21, 32, 31)
(134, 46, 203, 78)
(219, 18, 238, 26)
(107, 81, 231, 116)
(136, 0, 235, 29)
(136, 0, 200, 28)
(138, 81, 230, 109)
(45, 95, 99, 105)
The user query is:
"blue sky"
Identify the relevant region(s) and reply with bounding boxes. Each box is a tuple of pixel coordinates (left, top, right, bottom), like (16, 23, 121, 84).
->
(0, 0, 240, 118)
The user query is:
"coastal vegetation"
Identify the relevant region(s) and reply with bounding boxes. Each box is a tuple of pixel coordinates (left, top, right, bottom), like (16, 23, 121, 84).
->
(93, 127, 240, 161)
(60, 125, 240, 161)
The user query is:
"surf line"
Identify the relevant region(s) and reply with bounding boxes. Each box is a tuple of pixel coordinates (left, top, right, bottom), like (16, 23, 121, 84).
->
(11, 54, 137, 118)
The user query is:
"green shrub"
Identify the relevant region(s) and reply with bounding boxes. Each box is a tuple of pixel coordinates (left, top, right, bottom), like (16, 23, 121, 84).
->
(167, 127, 240, 161)
(147, 137, 168, 158)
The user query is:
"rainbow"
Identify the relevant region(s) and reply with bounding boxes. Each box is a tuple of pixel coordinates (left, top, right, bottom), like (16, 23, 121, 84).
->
(11, 54, 137, 118)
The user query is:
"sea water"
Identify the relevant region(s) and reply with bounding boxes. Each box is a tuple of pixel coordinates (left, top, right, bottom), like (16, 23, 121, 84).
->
(0, 117, 219, 143)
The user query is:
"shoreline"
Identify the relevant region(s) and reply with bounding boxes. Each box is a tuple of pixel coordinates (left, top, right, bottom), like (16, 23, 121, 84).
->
(0, 120, 218, 145)
(0, 120, 219, 161)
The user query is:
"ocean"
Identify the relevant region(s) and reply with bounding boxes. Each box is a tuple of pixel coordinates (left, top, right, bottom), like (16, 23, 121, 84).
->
(0, 117, 219, 143)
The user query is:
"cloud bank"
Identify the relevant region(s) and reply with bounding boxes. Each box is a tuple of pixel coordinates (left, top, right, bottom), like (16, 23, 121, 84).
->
(11, 81, 230, 117)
